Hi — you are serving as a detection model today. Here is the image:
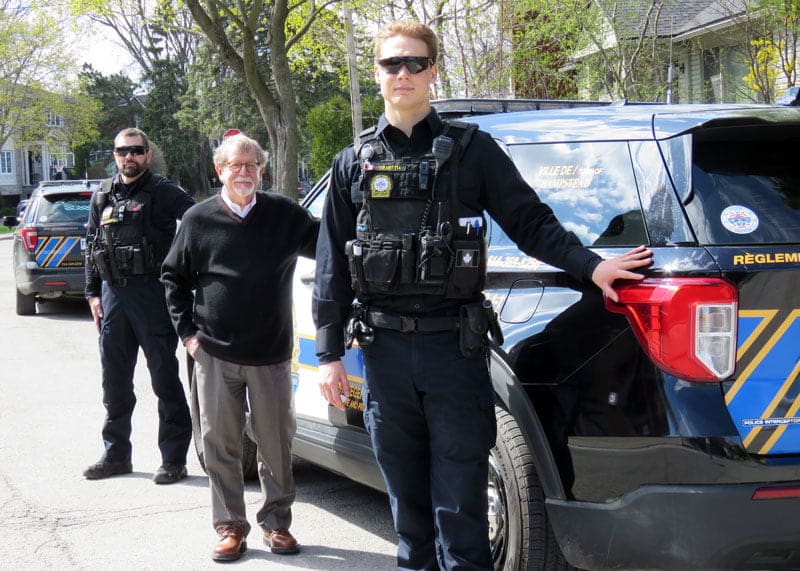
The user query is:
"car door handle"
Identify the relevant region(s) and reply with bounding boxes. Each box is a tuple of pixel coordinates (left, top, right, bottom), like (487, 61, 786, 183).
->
(300, 271, 315, 285)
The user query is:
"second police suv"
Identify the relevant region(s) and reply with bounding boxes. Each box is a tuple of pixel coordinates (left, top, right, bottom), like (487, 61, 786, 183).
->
(193, 100, 800, 570)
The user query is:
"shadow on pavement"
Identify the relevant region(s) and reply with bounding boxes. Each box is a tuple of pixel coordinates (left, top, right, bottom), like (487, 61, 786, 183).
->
(33, 298, 92, 321)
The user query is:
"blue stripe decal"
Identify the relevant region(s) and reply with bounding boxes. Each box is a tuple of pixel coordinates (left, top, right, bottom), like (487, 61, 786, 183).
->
(35, 238, 60, 266)
(737, 315, 761, 350)
(297, 335, 365, 381)
(48, 237, 79, 267)
(727, 314, 800, 454)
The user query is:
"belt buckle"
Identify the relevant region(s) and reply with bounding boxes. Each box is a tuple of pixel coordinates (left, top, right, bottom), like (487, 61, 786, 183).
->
(399, 316, 417, 333)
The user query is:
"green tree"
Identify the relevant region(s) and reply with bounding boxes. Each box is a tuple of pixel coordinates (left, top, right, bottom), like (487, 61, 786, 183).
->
(707, 0, 798, 103)
(287, 5, 352, 175)
(306, 93, 382, 178)
(141, 58, 210, 195)
(72, 0, 212, 192)
(0, 1, 99, 155)
(71, 0, 201, 77)
(78, 66, 142, 143)
(178, 43, 267, 141)
(182, 0, 340, 200)
(753, 0, 798, 95)
(513, 0, 676, 102)
(743, 38, 780, 101)
(510, 0, 585, 98)
(357, 0, 510, 98)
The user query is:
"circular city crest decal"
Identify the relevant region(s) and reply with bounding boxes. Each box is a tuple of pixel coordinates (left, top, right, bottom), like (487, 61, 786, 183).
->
(721, 205, 759, 235)
(370, 174, 392, 198)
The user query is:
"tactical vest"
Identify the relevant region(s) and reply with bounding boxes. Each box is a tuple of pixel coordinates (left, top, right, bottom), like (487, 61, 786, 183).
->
(346, 120, 486, 299)
(88, 177, 163, 283)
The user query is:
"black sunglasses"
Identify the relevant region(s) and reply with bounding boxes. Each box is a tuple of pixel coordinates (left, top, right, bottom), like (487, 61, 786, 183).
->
(377, 56, 434, 75)
(114, 145, 148, 157)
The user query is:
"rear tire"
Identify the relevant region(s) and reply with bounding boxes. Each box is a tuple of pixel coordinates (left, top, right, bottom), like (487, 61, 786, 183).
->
(16, 289, 36, 315)
(187, 354, 259, 480)
(490, 405, 572, 570)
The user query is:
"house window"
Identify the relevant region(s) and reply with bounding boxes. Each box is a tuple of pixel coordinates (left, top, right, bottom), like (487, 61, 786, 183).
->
(0, 151, 13, 174)
(703, 48, 722, 103)
(47, 112, 65, 127)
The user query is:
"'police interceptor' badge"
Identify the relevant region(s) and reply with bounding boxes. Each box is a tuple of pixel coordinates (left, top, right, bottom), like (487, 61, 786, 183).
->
(721, 205, 759, 235)
(371, 174, 392, 198)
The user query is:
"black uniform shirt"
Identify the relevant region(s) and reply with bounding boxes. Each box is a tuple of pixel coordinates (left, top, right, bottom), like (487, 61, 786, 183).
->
(85, 169, 195, 297)
(313, 109, 602, 362)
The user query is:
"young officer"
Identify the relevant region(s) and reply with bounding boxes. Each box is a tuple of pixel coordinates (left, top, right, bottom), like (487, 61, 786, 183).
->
(312, 20, 653, 570)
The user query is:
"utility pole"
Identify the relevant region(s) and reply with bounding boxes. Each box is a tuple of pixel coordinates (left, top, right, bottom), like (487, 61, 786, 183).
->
(666, 16, 674, 104)
(344, 5, 363, 148)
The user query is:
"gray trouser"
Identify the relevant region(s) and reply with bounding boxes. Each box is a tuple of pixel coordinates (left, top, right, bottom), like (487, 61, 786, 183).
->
(192, 347, 296, 534)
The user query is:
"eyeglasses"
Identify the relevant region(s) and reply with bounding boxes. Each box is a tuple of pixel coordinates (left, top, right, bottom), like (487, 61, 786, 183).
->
(114, 145, 148, 157)
(226, 162, 261, 173)
(377, 56, 434, 75)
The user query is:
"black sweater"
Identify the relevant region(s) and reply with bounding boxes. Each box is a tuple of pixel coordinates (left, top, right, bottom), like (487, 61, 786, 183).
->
(161, 191, 319, 365)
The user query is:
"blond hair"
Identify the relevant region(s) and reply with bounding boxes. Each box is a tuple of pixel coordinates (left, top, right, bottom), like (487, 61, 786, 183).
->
(374, 20, 438, 63)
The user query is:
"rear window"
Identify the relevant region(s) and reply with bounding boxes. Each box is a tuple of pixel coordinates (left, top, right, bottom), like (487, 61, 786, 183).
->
(686, 135, 800, 245)
(32, 193, 92, 224)
(492, 141, 647, 249)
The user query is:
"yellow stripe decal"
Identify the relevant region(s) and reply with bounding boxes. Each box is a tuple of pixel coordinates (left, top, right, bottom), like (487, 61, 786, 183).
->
(757, 358, 800, 454)
(736, 310, 777, 360)
(726, 309, 795, 405)
(735, 309, 800, 449)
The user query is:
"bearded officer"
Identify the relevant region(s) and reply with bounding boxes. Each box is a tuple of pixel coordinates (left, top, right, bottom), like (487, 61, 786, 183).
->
(84, 127, 194, 485)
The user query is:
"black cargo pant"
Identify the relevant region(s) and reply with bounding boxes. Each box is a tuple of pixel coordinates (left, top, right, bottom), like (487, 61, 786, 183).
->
(97, 278, 191, 466)
(362, 328, 496, 570)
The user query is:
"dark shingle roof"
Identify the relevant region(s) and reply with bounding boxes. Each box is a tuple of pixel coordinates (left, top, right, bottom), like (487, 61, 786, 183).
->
(597, 0, 746, 39)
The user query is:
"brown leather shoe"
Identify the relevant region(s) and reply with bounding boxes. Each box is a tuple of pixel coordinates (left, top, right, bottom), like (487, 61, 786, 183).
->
(263, 528, 300, 554)
(211, 525, 247, 562)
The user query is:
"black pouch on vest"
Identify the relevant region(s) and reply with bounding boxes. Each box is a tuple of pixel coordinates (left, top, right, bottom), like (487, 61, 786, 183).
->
(345, 239, 366, 292)
(91, 247, 116, 282)
(115, 245, 134, 274)
(447, 240, 483, 298)
(400, 233, 415, 284)
(362, 241, 400, 290)
(130, 246, 149, 275)
(459, 302, 488, 358)
(417, 231, 449, 285)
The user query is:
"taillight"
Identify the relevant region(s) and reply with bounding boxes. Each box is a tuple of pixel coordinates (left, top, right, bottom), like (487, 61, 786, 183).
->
(752, 485, 800, 500)
(20, 227, 38, 253)
(605, 278, 737, 382)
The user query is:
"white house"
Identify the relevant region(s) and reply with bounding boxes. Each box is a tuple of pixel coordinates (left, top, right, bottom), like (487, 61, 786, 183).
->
(1, 112, 77, 200)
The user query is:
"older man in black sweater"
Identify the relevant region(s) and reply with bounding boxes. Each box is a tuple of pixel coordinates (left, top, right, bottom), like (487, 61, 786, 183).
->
(161, 133, 318, 562)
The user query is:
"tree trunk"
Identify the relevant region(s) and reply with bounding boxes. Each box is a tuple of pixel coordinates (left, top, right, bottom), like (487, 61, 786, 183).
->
(182, 0, 300, 201)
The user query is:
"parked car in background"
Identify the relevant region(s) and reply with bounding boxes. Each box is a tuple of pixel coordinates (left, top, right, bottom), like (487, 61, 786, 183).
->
(15, 198, 29, 218)
(191, 101, 800, 570)
(3, 180, 100, 315)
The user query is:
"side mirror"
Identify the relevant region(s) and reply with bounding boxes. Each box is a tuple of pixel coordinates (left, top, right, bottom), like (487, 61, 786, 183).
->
(3, 215, 19, 228)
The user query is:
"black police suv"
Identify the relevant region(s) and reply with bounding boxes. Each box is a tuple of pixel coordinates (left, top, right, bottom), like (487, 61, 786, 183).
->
(3, 180, 100, 315)
(190, 102, 800, 570)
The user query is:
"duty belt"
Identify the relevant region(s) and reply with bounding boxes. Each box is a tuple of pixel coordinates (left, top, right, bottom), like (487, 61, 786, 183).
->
(365, 310, 459, 333)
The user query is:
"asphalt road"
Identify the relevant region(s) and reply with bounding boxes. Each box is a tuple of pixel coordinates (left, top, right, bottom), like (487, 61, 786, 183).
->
(0, 235, 396, 570)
